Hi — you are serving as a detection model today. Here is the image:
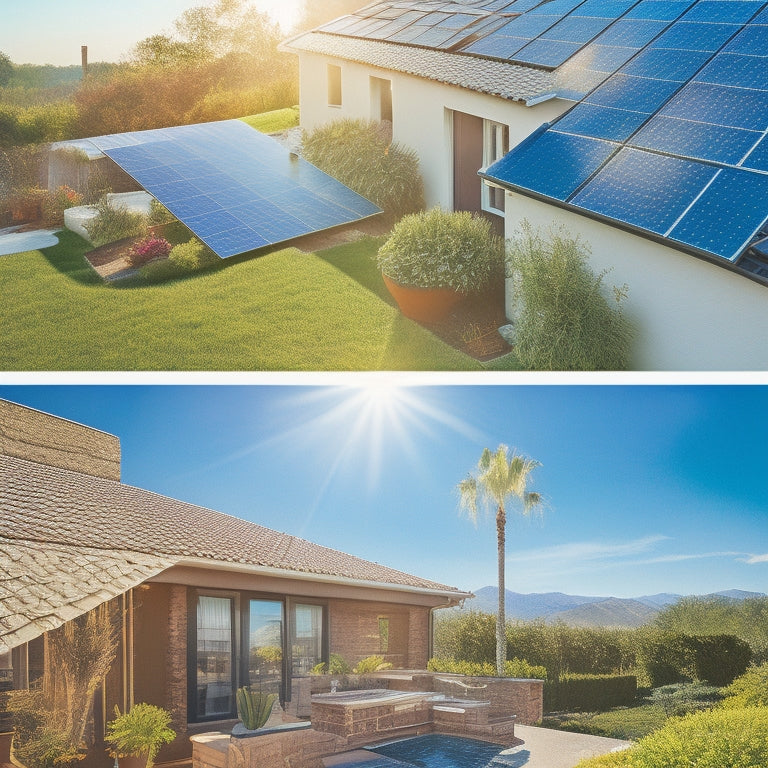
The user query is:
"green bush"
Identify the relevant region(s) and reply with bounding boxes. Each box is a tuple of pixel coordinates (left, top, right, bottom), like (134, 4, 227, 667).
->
(506, 222, 634, 370)
(147, 198, 176, 227)
(106, 704, 176, 768)
(647, 683, 722, 717)
(721, 663, 768, 708)
(168, 237, 219, 271)
(302, 118, 424, 222)
(375, 207, 503, 292)
(634, 630, 691, 688)
(353, 655, 392, 674)
(545, 674, 637, 713)
(85, 197, 148, 246)
(576, 706, 768, 768)
(427, 657, 547, 680)
(685, 634, 751, 686)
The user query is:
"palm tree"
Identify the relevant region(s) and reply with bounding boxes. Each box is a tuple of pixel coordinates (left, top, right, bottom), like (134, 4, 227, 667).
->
(457, 445, 542, 676)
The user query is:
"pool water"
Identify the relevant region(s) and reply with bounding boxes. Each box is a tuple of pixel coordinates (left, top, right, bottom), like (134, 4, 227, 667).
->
(365, 735, 513, 768)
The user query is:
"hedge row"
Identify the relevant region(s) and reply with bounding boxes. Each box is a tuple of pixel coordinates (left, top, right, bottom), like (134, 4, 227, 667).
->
(545, 674, 637, 713)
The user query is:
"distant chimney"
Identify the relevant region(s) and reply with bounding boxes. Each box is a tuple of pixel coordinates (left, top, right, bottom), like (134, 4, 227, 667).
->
(81, 45, 88, 79)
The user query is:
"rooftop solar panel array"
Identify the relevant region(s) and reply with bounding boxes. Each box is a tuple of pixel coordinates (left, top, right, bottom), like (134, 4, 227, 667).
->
(88, 121, 381, 259)
(484, 0, 768, 265)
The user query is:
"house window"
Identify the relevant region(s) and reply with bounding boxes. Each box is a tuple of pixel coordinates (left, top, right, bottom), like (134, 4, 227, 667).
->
(481, 120, 509, 215)
(195, 595, 236, 720)
(370, 76, 393, 124)
(378, 617, 390, 654)
(328, 64, 342, 107)
(291, 603, 325, 675)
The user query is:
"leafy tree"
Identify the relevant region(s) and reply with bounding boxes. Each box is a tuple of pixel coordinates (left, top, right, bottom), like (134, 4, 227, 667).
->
(0, 51, 13, 87)
(457, 445, 542, 676)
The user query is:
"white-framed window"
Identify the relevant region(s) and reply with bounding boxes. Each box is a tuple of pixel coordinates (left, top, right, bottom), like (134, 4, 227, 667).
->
(327, 64, 342, 107)
(481, 120, 509, 215)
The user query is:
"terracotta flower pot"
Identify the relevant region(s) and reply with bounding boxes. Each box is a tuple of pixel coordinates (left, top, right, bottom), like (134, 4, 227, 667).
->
(382, 275, 466, 323)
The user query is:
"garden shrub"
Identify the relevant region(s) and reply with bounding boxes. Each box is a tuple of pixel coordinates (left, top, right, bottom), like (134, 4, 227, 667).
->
(507, 222, 634, 370)
(576, 706, 768, 768)
(168, 237, 219, 271)
(128, 235, 172, 267)
(544, 674, 637, 713)
(684, 634, 751, 686)
(85, 197, 148, 246)
(721, 663, 768, 708)
(647, 682, 722, 716)
(375, 208, 504, 292)
(427, 657, 547, 679)
(353, 655, 392, 674)
(147, 199, 176, 227)
(302, 118, 425, 222)
(41, 184, 82, 227)
(633, 630, 691, 688)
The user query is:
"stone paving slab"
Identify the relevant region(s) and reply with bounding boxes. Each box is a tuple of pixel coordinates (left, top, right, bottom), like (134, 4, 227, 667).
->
(0, 226, 60, 256)
(500, 724, 630, 768)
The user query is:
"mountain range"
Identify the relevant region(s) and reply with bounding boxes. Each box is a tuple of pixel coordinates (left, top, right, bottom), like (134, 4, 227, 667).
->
(458, 587, 766, 628)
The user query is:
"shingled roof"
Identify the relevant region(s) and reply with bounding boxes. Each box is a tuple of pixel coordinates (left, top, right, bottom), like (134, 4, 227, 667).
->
(282, 32, 555, 104)
(0, 453, 465, 651)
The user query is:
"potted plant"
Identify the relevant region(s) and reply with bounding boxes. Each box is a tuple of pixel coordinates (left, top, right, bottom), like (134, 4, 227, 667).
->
(105, 704, 175, 768)
(232, 687, 277, 737)
(375, 208, 504, 323)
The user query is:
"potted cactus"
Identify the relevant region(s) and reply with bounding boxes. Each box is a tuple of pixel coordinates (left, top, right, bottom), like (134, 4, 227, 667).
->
(232, 688, 277, 737)
(105, 704, 175, 768)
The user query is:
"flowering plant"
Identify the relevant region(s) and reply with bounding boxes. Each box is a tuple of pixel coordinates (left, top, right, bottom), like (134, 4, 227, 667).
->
(128, 235, 172, 266)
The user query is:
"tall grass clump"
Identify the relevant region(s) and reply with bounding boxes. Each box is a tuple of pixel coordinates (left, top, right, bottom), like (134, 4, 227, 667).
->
(375, 208, 503, 291)
(302, 119, 424, 222)
(507, 222, 634, 370)
(84, 197, 148, 246)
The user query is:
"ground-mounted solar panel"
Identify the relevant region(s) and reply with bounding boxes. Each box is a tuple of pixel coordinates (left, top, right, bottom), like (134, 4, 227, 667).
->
(630, 115, 761, 164)
(88, 121, 381, 259)
(570, 147, 718, 234)
(483, 129, 617, 200)
(553, 102, 649, 140)
(668, 167, 768, 260)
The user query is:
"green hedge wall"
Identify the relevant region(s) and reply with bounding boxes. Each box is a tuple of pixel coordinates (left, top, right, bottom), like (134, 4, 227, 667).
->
(544, 674, 637, 713)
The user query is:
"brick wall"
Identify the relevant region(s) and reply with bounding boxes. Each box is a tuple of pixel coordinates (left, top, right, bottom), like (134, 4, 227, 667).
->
(328, 600, 431, 668)
(0, 399, 121, 480)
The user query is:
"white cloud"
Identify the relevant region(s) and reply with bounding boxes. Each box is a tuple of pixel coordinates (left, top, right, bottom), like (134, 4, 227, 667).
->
(743, 553, 768, 564)
(506, 535, 669, 566)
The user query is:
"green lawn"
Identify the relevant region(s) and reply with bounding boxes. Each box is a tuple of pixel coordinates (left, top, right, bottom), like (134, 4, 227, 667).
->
(240, 107, 300, 134)
(0, 230, 483, 371)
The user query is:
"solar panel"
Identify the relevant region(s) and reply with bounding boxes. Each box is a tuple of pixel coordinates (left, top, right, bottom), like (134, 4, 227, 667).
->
(660, 81, 768, 131)
(540, 15, 615, 43)
(513, 37, 584, 66)
(622, 0, 696, 20)
(553, 102, 649, 140)
(651, 20, 741, 50)
(668, 168, 768, 260)
(591, 18, 668, 45)
(696, 52, 768, 89)
(571, 147, 718, 234)
(483, 129, 617, 200)
(682, 0, 764, 23)
(585, 73, 683, 113)
(742, 135, 768, 171)
(620, 45, 711, 80)
(89, 121, 381, 259)
(630, 115, 761, 163)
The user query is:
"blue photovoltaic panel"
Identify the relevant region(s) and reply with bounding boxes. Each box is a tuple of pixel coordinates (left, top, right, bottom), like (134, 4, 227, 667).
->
(463, 34, 530, 57)
(540, 16, 615, 43)
(513, 37, 584, 66)
(651, 21, 741, 50)
(527, 0, 586, 14)
(660, 81, 768, 130)
(623, 0, 696, 20)
(89, 121, 381, 259)
(723, 23, 768, 52)
(566, 43, 639, 72)
(585, 73, 682, 112)
(630, 115, 761, 164)
(591, 18, 668, 46)
(491, 14, 562, 38)
(484, 130, 617, 200)
(682, 0, 764, 23)
(553, 102, 649, 141)
(696, 52, 768, 88)
(742, 135, 768, 171)
(620, 46, 711, 80)
(571, 148, 718, 233)
(669, 168, 768, 260)
(576, 0, 638, 16)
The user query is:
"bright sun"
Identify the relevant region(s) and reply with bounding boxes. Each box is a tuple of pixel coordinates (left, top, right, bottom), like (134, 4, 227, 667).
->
(254, 0, 304, 31)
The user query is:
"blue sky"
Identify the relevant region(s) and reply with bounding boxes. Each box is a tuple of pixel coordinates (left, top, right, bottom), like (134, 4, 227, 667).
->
(0, 0, 303, 66)
(1, 383, 766, 598)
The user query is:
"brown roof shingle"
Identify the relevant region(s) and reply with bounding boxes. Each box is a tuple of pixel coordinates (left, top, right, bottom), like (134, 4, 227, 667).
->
(1, 453, 463, 594)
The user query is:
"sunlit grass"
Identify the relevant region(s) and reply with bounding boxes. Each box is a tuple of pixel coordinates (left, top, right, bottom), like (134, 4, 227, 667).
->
(0, 231, 480, 371)
(240, 106, 300, 134)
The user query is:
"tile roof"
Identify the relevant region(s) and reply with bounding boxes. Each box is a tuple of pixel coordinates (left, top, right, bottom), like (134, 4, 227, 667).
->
(282, 32, 555, 104)
(0, 453, 464, 646)
(0, 536, 174, 653)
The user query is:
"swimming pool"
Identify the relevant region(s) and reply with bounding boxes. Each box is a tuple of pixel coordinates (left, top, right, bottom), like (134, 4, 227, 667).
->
(364, 735, 515, 768)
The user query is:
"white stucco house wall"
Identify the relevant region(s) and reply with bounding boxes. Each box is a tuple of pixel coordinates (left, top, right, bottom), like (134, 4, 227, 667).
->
(283, 1, 768, 371)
